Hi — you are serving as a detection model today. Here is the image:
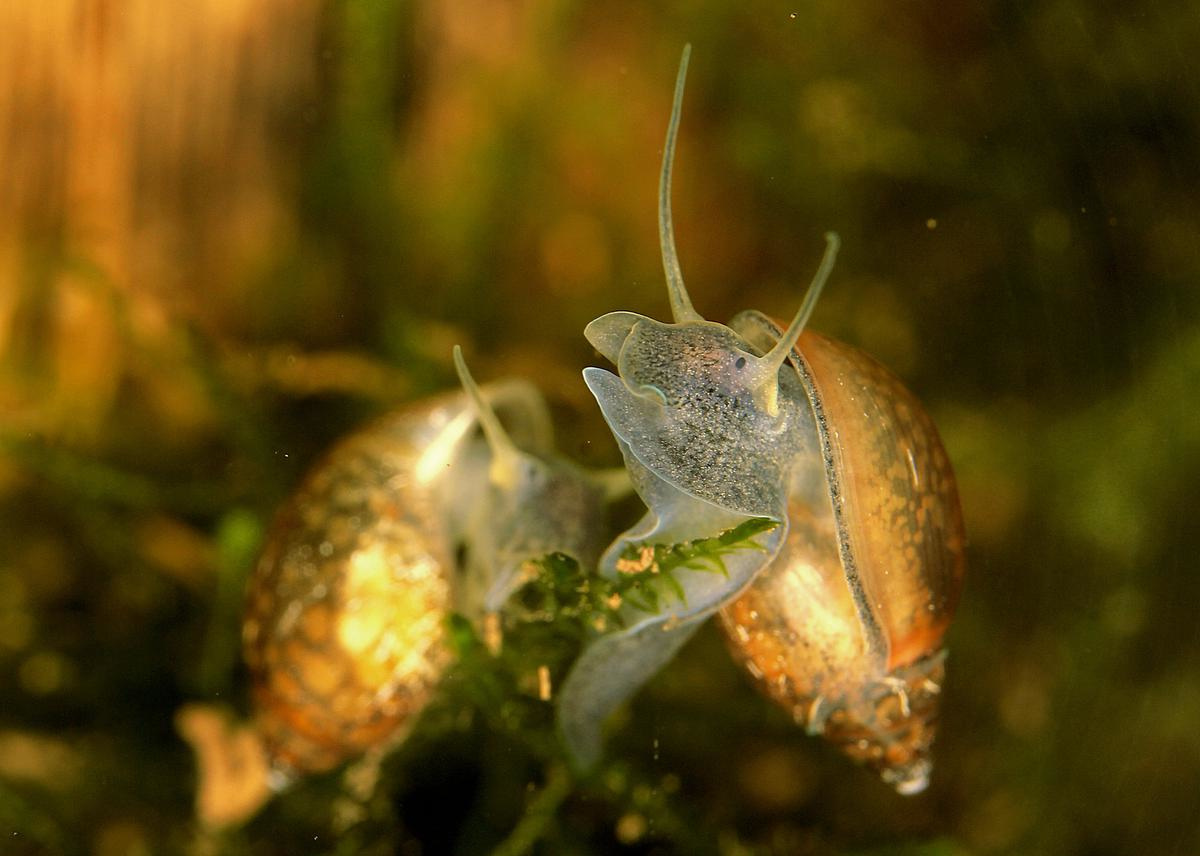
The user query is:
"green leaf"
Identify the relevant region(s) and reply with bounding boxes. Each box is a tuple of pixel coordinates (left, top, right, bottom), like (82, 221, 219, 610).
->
(612, 517, 778, 613)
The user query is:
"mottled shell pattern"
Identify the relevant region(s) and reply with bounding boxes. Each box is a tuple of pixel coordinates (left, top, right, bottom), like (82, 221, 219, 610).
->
(721, 317, 965, 793)
(557, 46, 965, 793)
(244, 357, 611, 781)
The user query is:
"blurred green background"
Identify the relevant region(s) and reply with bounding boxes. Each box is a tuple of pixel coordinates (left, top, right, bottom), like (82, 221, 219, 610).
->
(1, 1, 1198, 854)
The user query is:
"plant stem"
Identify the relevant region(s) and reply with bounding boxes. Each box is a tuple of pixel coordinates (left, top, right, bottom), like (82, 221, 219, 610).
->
(489, 763, 573, 856)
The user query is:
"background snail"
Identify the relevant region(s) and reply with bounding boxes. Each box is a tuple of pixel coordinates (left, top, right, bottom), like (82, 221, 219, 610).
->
(558, 46, 965, 794)
(243, 351, 613, 783)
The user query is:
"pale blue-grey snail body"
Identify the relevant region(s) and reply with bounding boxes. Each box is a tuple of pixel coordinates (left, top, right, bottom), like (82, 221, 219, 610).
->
(557, 46, 965, 794)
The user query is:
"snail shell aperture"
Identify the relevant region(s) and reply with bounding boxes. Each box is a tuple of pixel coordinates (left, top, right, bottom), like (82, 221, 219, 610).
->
(719, 321, 966, 794)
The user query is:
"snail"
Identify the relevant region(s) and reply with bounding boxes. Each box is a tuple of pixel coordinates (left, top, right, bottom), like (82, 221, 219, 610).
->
(242, 349, 613, 782)
(449, 348, 621, 617)
(557, 46, 965, 794)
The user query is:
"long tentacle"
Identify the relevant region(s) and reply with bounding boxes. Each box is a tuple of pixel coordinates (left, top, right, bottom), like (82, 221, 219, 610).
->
(660, 45, 703, 324)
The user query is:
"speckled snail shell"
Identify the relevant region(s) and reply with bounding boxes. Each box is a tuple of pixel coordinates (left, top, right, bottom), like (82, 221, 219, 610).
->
(243, 355, 610, 780)
(242, 389, 501, 778)
(718, 320, 965, 794)
(557, 46, 965, 794)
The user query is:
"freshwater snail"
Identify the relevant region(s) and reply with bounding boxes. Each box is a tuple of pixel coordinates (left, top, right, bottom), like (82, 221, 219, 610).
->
(558, 46, 965, 794)
(242, 350, 612, 781)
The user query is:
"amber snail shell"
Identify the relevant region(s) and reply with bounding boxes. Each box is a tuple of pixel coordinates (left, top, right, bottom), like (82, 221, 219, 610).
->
(719, 320, 966, 794)
(242, 384, 549, 778)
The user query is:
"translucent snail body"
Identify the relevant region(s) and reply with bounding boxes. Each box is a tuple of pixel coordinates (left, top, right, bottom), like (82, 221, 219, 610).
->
(244, 358, 611, 781)
(558, 46, 965, 793)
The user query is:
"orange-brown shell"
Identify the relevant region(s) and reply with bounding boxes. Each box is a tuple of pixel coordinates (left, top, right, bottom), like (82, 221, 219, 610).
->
(720, 325, 965, 793)
(242, 401, 458, 778)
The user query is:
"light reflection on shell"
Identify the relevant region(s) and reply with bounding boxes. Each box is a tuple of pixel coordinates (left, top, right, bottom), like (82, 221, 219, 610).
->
(242, 399, 459, 779)
(718, 510, 946, 794)
(719, 326, 966, 795)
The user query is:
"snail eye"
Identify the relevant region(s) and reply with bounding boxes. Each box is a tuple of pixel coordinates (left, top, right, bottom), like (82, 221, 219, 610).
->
(735, 356, 747, 370)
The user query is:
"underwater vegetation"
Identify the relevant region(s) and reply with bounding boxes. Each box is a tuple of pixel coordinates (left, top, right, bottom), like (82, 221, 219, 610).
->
(2, 2, 1199, 855)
